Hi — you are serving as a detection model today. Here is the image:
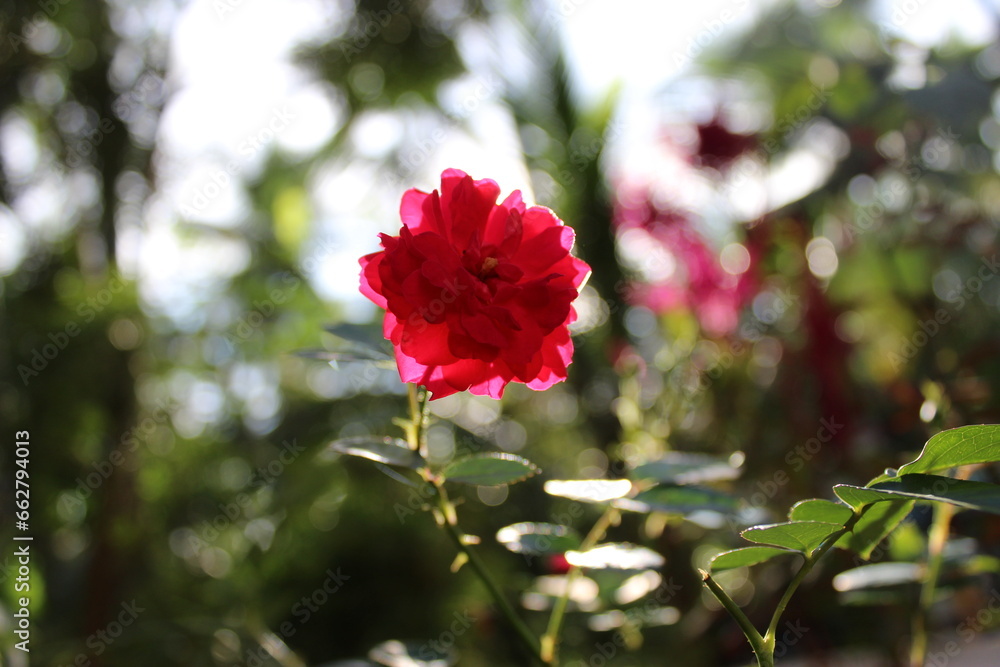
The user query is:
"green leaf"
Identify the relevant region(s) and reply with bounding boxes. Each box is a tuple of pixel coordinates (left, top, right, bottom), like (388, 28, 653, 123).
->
(565, 543, 665, 570)
(495, 523, 582, 556)
(441, 453, 539, 486)
(832, 562, 922, 592)
(836, 474, 1000, 515)
(710, 546, 797, 572)
(614, 485, 739, 515)
(324, 323, 388, 350)
(368, 639, 456, 666)
(294, 348, 396, 367)
(788, 498, 854, 524)
(629, 452, 742, 484)
(543, 479, 632, 503)
(835, 499, 914, 559)
(741, 521, 844, 553)
(329, 437, 425, 469)
(897, 424, 1000, 476)
(963, 555, 1000, 576)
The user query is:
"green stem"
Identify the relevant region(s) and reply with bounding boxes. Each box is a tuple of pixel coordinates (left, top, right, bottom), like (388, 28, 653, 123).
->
(764, 512, 861, 644)
(405, 384, 429, 453)
(433, 481, 544, 664)
(403, 383, 544, 665)
(910, 501, 954, 667)
(910, 467, 968, 667)
(705, 512, 863, 666)
(701, 569, 771, 667)
(540, 506, 619, 665)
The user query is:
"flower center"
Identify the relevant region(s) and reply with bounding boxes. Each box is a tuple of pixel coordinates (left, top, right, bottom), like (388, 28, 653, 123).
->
(480, 256, 499, 276)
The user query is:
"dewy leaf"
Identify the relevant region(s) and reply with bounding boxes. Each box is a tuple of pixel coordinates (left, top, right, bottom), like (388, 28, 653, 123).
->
(837, 474, 1000, 515)
(835, 499, 914, 559)
(710, 546, 797, 572)
(741, 521, 844, 553)
(495, 522, 582, 556)
(629, 452, 742, 485)
(543, 479, 633, 503)
(897, 424, 1000, 476)
(329, 436, 425, 470)
(614, 485, 739, 515)
(441, 453, 539, 486)
(565, 543, 665, 570)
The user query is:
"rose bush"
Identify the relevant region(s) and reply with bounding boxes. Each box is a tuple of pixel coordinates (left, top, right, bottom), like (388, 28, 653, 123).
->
(360, 168, 591, 399)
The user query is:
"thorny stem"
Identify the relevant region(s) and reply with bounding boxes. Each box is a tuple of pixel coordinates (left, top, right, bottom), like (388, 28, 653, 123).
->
(765, 513, 861, 646)
(540, 506, 619, 664)
(404, 383, 545, 665)
(432, 481, 544, 664)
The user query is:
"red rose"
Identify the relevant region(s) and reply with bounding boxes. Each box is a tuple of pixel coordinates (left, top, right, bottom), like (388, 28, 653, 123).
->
(360, 168, 591, 399)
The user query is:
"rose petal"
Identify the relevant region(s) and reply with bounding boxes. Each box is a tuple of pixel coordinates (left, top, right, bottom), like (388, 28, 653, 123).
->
(359, 251, 388, 308)
(514, 225, 574, 279)
(461, 311, 509, 348)
(468, 371, 510, 399)
(521, 206, 564, 243)
(440, 170, 501, 249)
(358, 168, 591, 400)
(485, 190, 524, 254)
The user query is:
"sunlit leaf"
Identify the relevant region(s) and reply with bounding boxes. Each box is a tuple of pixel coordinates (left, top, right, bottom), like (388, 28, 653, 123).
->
(329, 437, 425, 470)
(832, 562, 922, 592)
(788, 498, 854, 525)
(962, 555, 1000, 575)
(368, 639, 456, 666)
(294, 347, 396, 367)
(543, 479, 632, 503)
(613, 570, 663, 604)
(710, 546, 797, 572)
(441, 453, 539, 486)
(629, 452, 742, 484)
(324, 323, 389, 350)
(521, 574, 600, 612)
(615, 485, 738, 515)
(835, 474, 1000, 515)
(565, 543, 665, 570)
(741, 521, 844, 553)
(896, 425, 1000, 476)
(495, 522, 581, 556)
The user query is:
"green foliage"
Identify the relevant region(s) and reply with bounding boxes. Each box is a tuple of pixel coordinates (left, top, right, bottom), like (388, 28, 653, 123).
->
(8, 0, 1000, 664)
(837, 475, 1000, 515)
(710, 546, 796, 573)
(628, 452, 741, 484)
(741, 521, 845, 553)
(496, 523, 582, 556)
(330, 436, 426, 469)
(617, 484, 739, 515)
(440, 453, 540, 486)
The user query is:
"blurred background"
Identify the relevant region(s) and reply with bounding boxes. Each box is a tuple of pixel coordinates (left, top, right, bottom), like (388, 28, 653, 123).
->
(3, 0, 1000, 664)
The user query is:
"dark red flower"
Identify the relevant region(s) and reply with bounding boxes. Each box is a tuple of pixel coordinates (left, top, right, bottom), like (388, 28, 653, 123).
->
(696, 117, 756, 170)
(360, 168, 591, 399)
(615, 195, 757, 336)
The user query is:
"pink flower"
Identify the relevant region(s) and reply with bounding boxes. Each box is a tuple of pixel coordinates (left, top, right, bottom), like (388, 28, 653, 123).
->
(360, 169, 591, 399)
(616, 197, 756, 337)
